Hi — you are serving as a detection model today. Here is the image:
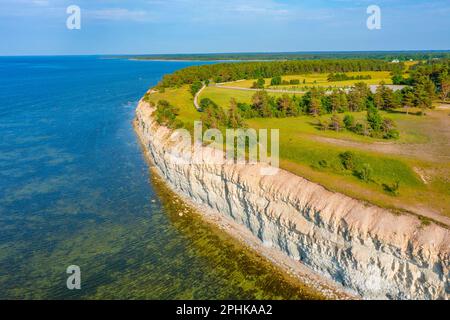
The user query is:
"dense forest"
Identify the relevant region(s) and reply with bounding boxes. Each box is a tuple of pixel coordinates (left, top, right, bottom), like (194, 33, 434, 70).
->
(392, 59, 450, 102)
(207, 83, 403, 140)
(126, 50, 450, 62)
(156, 59, 402, 88)
(150, 58, 449, 140)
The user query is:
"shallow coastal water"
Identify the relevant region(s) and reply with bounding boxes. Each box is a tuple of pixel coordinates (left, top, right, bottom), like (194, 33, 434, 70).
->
(0, 56, 320, 299)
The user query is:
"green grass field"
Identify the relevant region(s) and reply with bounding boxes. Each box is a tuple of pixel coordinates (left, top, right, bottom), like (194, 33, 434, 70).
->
(144, 78, 450, 220)
(200, 87, 301, 109)
(222, 71, 393, 89)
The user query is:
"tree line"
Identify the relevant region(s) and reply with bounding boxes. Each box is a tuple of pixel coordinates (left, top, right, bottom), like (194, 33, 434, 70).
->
(233, 83, 400, 139)
(149, 59, 449, 138)
(129, 51, 450, 62)
(327, 73, 372, 82)
(150, 74, 440, 139)
(392, 59, 450, 102)
(157, 59, 402, 88)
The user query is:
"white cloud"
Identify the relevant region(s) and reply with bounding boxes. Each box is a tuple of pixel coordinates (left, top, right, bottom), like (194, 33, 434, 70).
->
(85, 8, 152, 22)
(233, 4, 290, 16)
(32, 0, 50, 6)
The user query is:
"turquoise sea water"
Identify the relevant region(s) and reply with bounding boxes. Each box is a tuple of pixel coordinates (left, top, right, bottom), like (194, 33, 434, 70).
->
(0, 56, 318, 299)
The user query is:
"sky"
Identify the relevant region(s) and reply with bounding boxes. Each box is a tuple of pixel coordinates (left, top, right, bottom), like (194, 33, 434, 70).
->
(0, 0, 449, 55)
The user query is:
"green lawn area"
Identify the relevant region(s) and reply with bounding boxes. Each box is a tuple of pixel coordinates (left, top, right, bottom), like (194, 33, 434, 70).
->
(144, 86, 199, 130)
(199, 87, 301, 109)
(246, 117, 432, 210)
(144, 84, 450, 219)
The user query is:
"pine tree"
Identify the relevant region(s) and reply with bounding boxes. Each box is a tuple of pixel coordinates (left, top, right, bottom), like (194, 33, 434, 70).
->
(277, 94, 293, 117)
(251, 91, 272, 117)
(227, 98, 245, 129)
(330, 113, 343, 131)
(367, 106, 383, 134)
(339, 92, 349, 112)
(329, 90, 341, 113)
(383, 87, 398, 110)
(441, 77, 450, 102)
(309, 98, 321, 116)
(374, 82, 386, 109)
(402, 89, 415, 114)
(413, 79, 433, 113)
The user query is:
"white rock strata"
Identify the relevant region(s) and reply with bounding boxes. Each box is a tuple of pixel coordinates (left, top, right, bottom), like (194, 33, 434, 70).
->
(135, 99, 449, 300)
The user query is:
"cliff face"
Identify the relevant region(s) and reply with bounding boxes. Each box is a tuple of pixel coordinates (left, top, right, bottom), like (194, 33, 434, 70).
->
(135, 100, 449, 300)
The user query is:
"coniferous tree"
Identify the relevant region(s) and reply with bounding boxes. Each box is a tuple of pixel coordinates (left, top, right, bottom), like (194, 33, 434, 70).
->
(402, 88, 415, 114)
(227, 98, 245, 129)
(338, 91, 349, 112)
(413, 77, 435, 112)
(367, 106, 383, 133)
(251, 91, 272, 117)
(277, 94, 294, 117)
(309, 98, 321, 116)
(440, 77, 450, 102)
(343, 114, 355, 130)
(330, 113, 343, 131)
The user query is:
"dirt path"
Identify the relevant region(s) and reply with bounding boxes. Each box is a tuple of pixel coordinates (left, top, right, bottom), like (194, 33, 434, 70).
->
(194, 84, 206, 110)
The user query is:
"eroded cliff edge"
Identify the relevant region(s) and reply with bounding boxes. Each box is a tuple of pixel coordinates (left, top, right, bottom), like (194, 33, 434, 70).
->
(134, 99, 449, 300)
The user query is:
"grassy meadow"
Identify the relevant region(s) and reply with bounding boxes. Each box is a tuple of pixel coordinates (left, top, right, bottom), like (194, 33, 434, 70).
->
(222, 71, 393, 90)
(144, 73, 450, 220)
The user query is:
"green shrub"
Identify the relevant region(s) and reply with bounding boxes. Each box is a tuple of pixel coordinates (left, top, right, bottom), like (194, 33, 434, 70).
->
(384, 129, 400, 139)
(330, 113, 343, 131)
(154, 100, 182, 129)
(383, 181, 400, 196)
(252, 78, 266, 89)
(381, 118, 400, 139)
(355, 163, 373, 182)
(419, 216, 432, 226)
(318, 159, 329, 168)
(343, 114, 355, 130)
(190, 81, 203, 97)
(200, 99, 227, 129)
(270, 76, 282, 86)
(237, 102, 257, 119)
(317, 119, 329, 131)
(339, 151, 356, 171)
(199, 98, 218, 112)
(367, 106, 383, 132)
(353, 122, 367, 135)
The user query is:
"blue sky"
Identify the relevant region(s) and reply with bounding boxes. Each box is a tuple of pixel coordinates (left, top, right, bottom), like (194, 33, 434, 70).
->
(1, 0, 449, 55)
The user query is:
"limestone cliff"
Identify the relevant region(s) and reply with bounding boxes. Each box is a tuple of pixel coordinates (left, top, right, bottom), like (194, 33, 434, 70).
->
(134, 99, 449, 300)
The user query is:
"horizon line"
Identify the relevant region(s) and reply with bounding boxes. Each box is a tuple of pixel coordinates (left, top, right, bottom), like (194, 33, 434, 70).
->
(1, 49, 450, 58)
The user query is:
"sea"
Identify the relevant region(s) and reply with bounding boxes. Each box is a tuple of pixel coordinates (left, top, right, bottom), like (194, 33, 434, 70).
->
(0, 56, 316, 299)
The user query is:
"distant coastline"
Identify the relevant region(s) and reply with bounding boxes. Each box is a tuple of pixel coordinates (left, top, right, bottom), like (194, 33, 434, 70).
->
(127, 58, 255, 63)
(111, 50, 450, 62)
